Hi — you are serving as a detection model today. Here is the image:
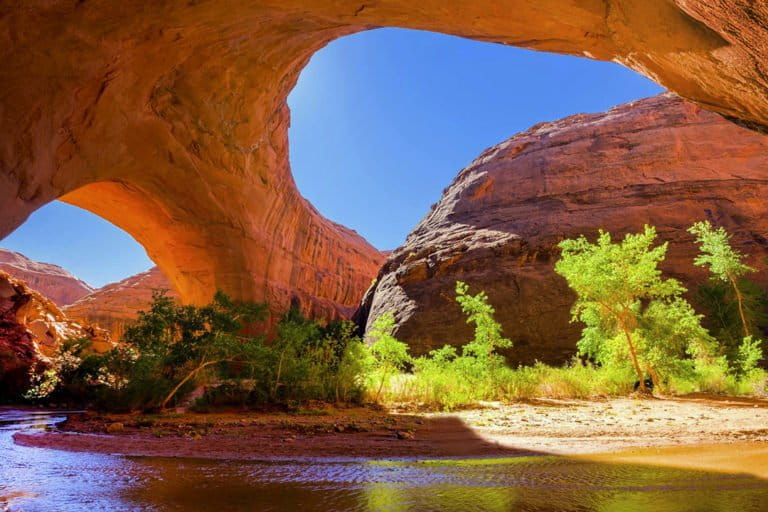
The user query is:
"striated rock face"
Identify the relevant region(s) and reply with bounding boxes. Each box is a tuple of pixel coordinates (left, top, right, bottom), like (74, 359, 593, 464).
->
(0, 271, 111, 396)
(359, 94, 768, 365)
(0, 271, 111, 358)
(1, 1, 768, 322)
(0, 273, 39, 397)
(0, 248, 93, 307)
(65, 267, 176, 341)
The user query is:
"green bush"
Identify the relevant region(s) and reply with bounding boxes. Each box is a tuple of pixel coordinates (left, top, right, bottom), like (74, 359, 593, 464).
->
(367, 311, 411, 401)
(34, 292, 372, 411)
(555, 226, 716, 391)
(31, 224, 768, 413)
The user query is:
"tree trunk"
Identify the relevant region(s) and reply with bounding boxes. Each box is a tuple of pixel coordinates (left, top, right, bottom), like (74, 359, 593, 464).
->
(272, 350, 286, 399)
(620, 318, 646, 392)
(375, 365, 389, 402)
(728, 274, 750, 338)
(161, 359, 220, 409)
(646, 366, 661, 392)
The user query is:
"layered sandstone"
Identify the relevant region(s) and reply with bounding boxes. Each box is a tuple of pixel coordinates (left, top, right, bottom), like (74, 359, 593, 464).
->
(0, 248, 93, 307)
(359, 94, 768, 364)
(65, 267, 176, 341)
(0, 271, 111, 396)
(1, 2, 767, 320)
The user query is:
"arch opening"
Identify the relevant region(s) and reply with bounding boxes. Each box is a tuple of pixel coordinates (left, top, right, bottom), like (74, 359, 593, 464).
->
(287, 27, 665, 252)
(0, 193, 174, 341)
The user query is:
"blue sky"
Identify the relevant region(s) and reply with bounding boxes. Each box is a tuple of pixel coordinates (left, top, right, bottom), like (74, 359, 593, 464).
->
(0, 28, 663, 288)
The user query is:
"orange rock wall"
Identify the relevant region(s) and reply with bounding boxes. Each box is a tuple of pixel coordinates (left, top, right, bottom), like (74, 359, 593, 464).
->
(1, 1, 767, 319)
(64, 267, 177, 341)
(0, 271, 111, 359)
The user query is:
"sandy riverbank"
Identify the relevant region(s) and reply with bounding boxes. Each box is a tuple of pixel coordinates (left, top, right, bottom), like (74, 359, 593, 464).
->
(13, 395, 768, 466)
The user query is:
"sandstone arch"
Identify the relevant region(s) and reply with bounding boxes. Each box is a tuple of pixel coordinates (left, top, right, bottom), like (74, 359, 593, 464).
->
(1, 1, 766, 313)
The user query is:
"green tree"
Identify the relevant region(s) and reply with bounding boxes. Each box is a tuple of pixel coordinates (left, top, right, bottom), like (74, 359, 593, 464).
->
(696, 280, 767, 363)
(120, 290, 268, 409)
(688, 221, 756, 337)
(555, 226, 712, 391)
(367, 312, 411, 401)
(270, 304, 320, 400)
(454, 281, 512, 371)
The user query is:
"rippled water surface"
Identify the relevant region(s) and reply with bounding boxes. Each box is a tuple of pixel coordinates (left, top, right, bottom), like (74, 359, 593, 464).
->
(2, 409, 768, 511)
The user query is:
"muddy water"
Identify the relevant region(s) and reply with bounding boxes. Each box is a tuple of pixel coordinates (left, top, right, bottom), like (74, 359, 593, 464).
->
(2, 410, 768, 511)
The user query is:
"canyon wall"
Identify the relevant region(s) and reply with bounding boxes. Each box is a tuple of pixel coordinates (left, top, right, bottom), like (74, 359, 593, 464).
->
(0, 249, 93, 307)
(1, 2, 767, 320)
(359, 94, 768, 364)
(0, 271, 110, 397)
(64, 267, 176, 341)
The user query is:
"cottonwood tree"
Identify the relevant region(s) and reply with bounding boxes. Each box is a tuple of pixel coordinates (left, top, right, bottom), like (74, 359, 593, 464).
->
(688, 221, 756, 337)
(689, 221, 765, 374)
(121, 290, 268, 409)
(555, 226, 714, 392)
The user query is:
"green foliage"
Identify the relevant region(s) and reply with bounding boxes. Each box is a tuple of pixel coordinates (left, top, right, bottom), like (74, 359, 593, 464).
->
(689, 220, 758, 339)
(688, 221, 755, 283)
(454, 281, 512, 367)
(554, 225, 714, 390)
(388, 357, 637, 410)
(264, 307, 372, 404)
(125, 290, 269, 409)
(22, 221, 768, 412)
(24, 338, 100, 402)
(31, 292, 373, 411)
(737, 335, 764, 376)
(367, 312, 411, 401)
(373, 282, 516, 409)
(689, 220, 766, 376)
(696, 281, 768, 358)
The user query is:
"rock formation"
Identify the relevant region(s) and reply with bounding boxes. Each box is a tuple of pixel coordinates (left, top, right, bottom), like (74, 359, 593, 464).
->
(65, 267, 176, 341)
(0, 271, 111, 397)
(1, 2, 767, 320)
(0, 248, 94, 307)
(358, 94, 768, 364)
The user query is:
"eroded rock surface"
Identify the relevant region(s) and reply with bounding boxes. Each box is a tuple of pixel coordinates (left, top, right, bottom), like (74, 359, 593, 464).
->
(359, 94, 768, 364)
(2, 1, 768, 321)
(0, 271, 111, 396)
(65, 267, 176, 341)
(0, 248, 93, 307)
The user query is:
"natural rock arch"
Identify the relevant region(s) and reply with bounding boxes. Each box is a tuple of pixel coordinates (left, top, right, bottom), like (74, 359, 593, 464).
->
(1, 1, 766, 313)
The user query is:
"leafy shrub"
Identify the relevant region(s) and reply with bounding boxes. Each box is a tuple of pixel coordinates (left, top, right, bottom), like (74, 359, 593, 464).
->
(33, 292, 373, 411)
(366, 312, 411, 401)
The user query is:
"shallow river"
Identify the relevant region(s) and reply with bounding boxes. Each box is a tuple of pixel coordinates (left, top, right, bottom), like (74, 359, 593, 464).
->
(2, 409, 768, 511)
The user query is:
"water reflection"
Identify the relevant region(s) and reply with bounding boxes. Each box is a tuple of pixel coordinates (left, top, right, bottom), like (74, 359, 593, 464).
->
(2, 409, 767, 511)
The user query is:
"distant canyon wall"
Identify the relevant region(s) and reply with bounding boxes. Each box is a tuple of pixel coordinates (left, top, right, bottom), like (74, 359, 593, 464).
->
(63, 267, 176, 341)
(0, 249, 93, 307)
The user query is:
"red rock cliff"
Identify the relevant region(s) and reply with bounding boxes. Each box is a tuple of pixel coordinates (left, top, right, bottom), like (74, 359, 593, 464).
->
(64, 267, 176, 341)
(1, 2, 766, 321)
(359, 94, 768, 364)
(0, 248, 94, 307)
(0, 271, 111, 396)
